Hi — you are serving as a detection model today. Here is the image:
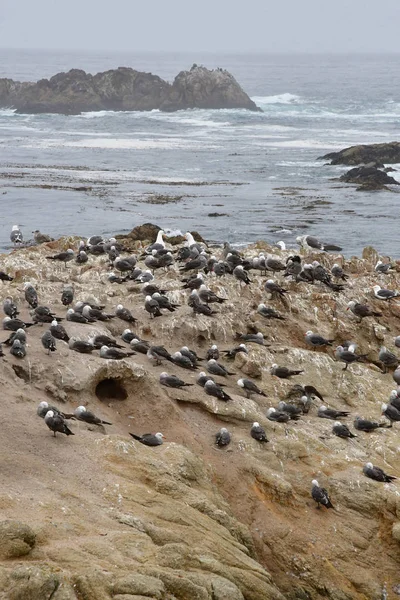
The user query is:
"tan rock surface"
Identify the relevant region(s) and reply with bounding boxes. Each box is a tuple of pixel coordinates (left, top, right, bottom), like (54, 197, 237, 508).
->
(0, 237, 400, 598)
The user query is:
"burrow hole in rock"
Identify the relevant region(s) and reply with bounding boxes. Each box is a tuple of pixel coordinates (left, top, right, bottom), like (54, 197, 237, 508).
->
(95, 378, 128, 401)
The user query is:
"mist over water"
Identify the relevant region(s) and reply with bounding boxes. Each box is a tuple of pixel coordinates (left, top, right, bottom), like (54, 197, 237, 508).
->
(0, 50, 399, 254)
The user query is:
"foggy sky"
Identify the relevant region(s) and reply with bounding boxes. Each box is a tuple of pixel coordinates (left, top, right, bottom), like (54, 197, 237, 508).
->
(1, 0, 400, 53)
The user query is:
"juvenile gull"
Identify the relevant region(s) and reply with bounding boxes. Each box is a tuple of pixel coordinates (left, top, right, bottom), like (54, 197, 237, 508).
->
(68, 339, 95, 354)
(237, 378, 266, 399)
(61, 285, 74, 306)
(270, 364, 303, 379)
(159, 372, 193, 389)
(235, 332, 265, 345)
(88, 334, 123, 349)
(266, 256, 286, 273)
(250, 422, 269, 443)
(257, 304, 285, 320)
(41, 330, 56, 354)
(265, 279, 288, 297)
(10, 339, 26, 358)
(44, 411, 74, 437)
(23, 282, 38, 308)
(311, 480, 334, 509)
(74, 405, 112, 425)
(215, 427, 231, 447)
(331, 264, 349, 281)
(332, 422, 357, 439)
(129, 432, 165, 446)
(363, 462, 396, 482)
(147, 345, 174, 365)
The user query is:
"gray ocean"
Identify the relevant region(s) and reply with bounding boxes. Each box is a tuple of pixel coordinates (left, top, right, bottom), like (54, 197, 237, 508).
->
(0, 50, 399, 254)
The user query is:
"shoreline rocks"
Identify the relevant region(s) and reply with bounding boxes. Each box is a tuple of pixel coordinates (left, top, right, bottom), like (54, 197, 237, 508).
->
(0, 65, 261, 115)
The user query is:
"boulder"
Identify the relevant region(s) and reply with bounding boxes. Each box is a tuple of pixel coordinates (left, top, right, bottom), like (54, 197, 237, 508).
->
(0, 520, 36, 558)
(160, 65, 261, 112)
(0, 66, 260, 115)
(319, 141, 400, 166)
(339, 165, 399, 190)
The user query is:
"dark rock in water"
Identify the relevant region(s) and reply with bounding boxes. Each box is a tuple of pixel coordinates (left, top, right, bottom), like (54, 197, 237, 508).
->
(208, 212, 228, 217)
(127, 223, 162, 242)
(0, 65, 260, 115)
(319, 141, 400, 166)
(339, 166, 399, 190)
(160, 64, 261, 112)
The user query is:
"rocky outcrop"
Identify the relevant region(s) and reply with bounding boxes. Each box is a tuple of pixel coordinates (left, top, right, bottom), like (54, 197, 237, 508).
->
(340, 165, 399, 190)
(2, 233, 400, 598)
(0, 65, 260, 115)
(319, 141, 400, 166)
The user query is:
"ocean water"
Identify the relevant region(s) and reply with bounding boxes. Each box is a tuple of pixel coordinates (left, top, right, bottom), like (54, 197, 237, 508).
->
(0, 50, 399, 255)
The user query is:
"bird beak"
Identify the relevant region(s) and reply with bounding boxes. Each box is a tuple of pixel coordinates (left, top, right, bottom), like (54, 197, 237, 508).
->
(162, 435, 166, 439)
(346, 307, 349, 311)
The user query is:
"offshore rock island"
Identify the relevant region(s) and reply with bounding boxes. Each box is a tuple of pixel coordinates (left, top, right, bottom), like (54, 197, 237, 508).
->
(0, 65, 261, 114)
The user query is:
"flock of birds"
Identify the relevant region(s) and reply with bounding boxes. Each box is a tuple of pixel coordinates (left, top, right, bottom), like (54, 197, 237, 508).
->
(5, 225, 400, 509)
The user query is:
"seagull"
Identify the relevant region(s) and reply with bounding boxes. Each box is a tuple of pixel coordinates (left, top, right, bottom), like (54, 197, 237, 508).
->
(394, 366, 400, 385)
(204, 379, 232, 401)
(296, 235, 342, 252)
(331, 264, 349, 281)
(346, 300, 382, 322)
(373, 285, 399, 301)
(37, 401, 67, 419)
(74, 405, 112, 425)
(10, 339, 26, 358)
(68, 339, 95, 354)
(2, 328, 26, 346)
(61, 285, 74, 306)
(10, 225, 23, 246)
(266, 407, 290, 423)
(181, 273, 204, 290)
(159, 372, 193, 389)
(171, 351, 196, 370)
(375, 260, 394, 274)
(3, 297, 19, 318)
(44, 411, 74, 437)
(318, 406, 350, 420)
(0, 271, 13, 283)
(311, 480, 334, 509)
(237, 378, 266, 399)
(335, 345, 367, 371)
(305, 331, 334, 348)
(206, 359, 235, 377)
(129, 432, 165, 446)
(332, 421, 357, 439)
(378, 347, 399, 373)
(257, 304, 285, 320)
(46, 249, 74, 268)
(235, 332, 265, 345)
(130, 338, 150, 354)
(180, 346, 202, 366)
(215, 427, 231, 447)
(354, 416, 386, 432)
(147, 346, 173, 365)
(99, 346, 135, 360)
(222, 344, 247, 359)
(66, 309, 90, 324)
(115, 304, 137, 323)
(89, 334, 123, 349)
(145, 295, 162, 318)
(250, 422, 269, 443)
(41, 330, 56, 354)
(264, 280, 288, 297)
(23, 282, 38, 308)
(3, 316, 33, 331)
(76, 250, 89, 265)
(270, 364, 303, 379)
(363, 462, 396, 483)
(277, 401, 302, 419)
(152, 293, 179, 312)
(233, 265, 251, 285)
(381, 402, 400, 427)
(198, 284, 226, 305)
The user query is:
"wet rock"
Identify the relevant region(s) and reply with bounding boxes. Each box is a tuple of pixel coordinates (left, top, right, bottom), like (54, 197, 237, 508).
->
(127, 223, 161, 242)
(0, 520, 36, 558)
(319, 142, 400, 166)
(0, 66, 260, 115)
(339, 166, 398, 190)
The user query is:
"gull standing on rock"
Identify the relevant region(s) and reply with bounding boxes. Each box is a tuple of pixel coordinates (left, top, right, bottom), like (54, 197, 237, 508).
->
(237, 378, 266, 398)
(346, 300, 382, 322)
(147, 346, 174, 365)
(381, 402, 400, 427)
(44, 411, 74, 437)
(10, 225, 23, 246)
(378, 346, 399, 373)
(305, 331, 334, 349)
(24, 283, 38, 308)
(46, 249, 74, 268)
(10, 339, 26, 358)
(41, 330, 56, 354)
(3, 297, 19, 319)
(233, 265, 251, 285)
(311, 480, 334, 509)
(145, 295, 162, 318)
(61, 285, 74, 306)
(335, 345, 367, 371)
